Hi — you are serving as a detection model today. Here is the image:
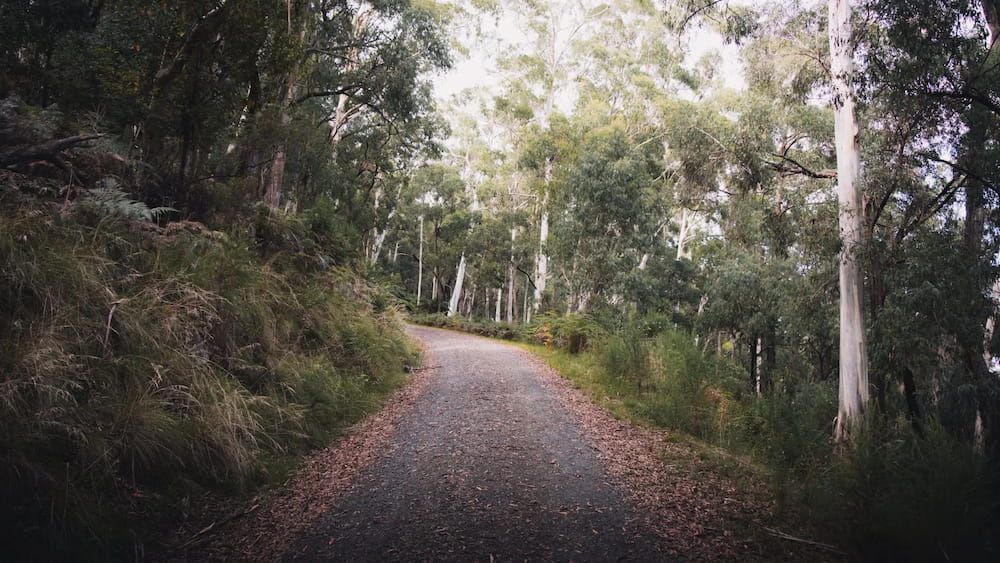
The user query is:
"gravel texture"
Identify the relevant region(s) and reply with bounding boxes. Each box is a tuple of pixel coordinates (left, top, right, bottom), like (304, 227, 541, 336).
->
(282, 325, 664, 561)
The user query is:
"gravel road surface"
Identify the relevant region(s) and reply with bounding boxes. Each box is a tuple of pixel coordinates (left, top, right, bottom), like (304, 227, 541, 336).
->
(283, 325, 664, 561)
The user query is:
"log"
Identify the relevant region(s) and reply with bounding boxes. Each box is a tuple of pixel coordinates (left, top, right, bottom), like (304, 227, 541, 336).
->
(0, 134, 104, 169)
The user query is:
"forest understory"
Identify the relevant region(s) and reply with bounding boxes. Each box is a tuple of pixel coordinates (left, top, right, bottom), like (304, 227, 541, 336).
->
(3, 0, 1000, 560)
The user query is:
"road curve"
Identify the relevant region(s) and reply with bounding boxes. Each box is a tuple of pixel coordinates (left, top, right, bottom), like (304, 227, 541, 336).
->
(283, 325, 664, 562)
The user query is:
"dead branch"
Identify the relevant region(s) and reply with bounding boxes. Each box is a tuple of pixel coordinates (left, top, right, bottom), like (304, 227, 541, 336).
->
(0, 134, 104, 169)
(758, 524, 845, 555)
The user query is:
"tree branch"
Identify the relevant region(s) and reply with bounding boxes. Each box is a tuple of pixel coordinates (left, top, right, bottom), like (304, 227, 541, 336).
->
(1, 134, 104, 169)
(763, 153, 837, 179)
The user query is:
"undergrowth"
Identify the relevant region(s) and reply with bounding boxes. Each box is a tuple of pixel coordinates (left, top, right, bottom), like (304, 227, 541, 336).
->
(0, 197, 415, 559)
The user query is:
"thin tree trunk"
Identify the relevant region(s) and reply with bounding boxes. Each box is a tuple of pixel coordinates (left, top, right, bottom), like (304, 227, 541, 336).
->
(533, 159, 552, 313)
(523, 273, 531, 323)
(417, 215, 424, 306)
(495, 288, 503, 322)
(830, 0, 870, 443)
(507, 227, 517, 323)
(467, 284, 476, 320)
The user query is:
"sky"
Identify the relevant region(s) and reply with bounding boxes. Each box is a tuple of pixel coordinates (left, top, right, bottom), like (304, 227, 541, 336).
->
(431, 1, 751, 108)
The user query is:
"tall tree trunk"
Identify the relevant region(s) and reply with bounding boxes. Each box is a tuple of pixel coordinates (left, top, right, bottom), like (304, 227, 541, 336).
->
(533, 158, 552, 313)
(830, 0, 870, 443)
(507, 227, 517, 323)
(448, 254, 467, 317)
(523, 273, 531, 323)
(329, 8, 372, 153)
(266, 22, 307, 209)
(971, 0, 1000, 454)
(466, 284, 476, 320)
(417, 216, 424, 306)
(495, 288, 503, 322)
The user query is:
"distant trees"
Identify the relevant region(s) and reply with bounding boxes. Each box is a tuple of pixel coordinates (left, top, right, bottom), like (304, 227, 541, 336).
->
(381, 0, 1000, 457)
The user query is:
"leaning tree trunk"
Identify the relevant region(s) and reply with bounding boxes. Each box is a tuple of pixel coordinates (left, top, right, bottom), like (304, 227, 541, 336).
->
(830, 0, 870, 443)
(447, 254, 467, 317)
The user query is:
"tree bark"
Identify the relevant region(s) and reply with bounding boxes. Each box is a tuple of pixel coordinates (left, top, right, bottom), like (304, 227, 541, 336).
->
(533, 158, 552, 313)
(417, 215, 424, 306)
(507, 227, 518, 323)
(830, 0, 870, 443)
(447, 254, 467, 317)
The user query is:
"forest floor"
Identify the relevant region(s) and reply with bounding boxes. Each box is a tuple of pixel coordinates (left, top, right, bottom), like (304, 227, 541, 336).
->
(157, 325, 837, 562)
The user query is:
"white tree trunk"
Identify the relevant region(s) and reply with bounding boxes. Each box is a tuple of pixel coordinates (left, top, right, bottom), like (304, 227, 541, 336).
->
(533, 159, 552, 312)
(447, 254, 467, 317)
(523, 273, 531, 323)
(830, 0, 871, 442)
(495, 288, 503, 322)
(676, 209, 695, 260)
(417, 216, 424, 305)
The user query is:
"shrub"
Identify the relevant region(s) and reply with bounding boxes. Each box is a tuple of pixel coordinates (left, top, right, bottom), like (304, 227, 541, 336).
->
(0, 204, 414, 559)
(530, 314, 607, 353)
(600, 332, 650, 384)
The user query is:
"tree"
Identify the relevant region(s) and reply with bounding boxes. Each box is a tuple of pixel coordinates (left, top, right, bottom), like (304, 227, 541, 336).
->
(829, 0, 870, 442)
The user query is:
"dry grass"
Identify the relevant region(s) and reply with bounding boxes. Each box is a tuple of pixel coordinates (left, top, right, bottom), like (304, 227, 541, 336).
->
(0, 202, 415, 559)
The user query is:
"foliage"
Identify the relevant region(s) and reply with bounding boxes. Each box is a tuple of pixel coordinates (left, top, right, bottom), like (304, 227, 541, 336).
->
(0, 201, 414, 559)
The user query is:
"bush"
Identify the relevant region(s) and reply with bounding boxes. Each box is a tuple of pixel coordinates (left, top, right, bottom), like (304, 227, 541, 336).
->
(0, 204, 414, 559)
(530, 314, 607, 353)
(600, 332, 650, 383)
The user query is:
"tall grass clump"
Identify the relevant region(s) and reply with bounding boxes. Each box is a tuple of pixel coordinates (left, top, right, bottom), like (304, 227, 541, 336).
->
(0, 202, 414, 559)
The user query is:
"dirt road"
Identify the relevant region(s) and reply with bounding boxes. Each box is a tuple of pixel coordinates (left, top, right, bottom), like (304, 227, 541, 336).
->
(283, 325, 663, 561)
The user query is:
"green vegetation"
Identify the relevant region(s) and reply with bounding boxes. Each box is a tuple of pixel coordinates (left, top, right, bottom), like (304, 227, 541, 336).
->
(0, 199, 414, 559)
(1, 0, 445, 557)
